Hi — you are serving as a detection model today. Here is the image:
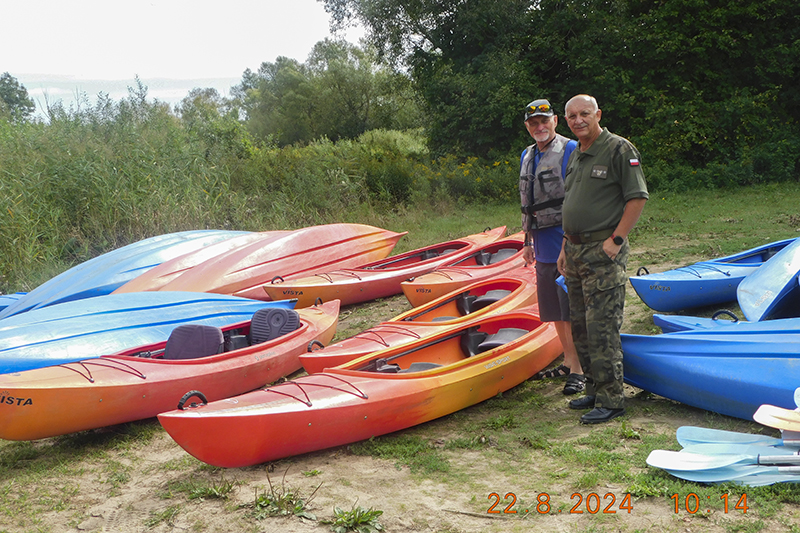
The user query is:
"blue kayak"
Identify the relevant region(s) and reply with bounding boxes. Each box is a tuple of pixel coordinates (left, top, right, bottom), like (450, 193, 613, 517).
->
(0, 292, 295, 374)
(0, 230, 250, 320)
(622, 330, 800, 420)
(738, 238, 800, 321)
(0, 293, 26, 313)
(629, 238, 796, 312)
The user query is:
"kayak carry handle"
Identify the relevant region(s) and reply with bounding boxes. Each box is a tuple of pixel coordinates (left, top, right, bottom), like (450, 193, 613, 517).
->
(177, 390, 208, 410)
(711, 309, 739, 322)
(636, 266, 650, 275)
(307, 340, 325, 352)
(314, 297, 323, 306)
(270, 275, 284, 284)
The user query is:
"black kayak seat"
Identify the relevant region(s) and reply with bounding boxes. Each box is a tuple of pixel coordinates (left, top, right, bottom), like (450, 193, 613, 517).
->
(441, 248, 460, 256)
(163, 324, 224, 360)
(421, 249, 440, 260)
(374, 358, 401, 373)
(471, 289, 513, 311)
(250, 308, 300, 345)
(488, 248, 518, 264)
(399, 362, 442, 373)
(456, 294, 477, 315)
(225, 334, 250, 352)
(477, 328, 528, 352)
(460, 327, 489, 357)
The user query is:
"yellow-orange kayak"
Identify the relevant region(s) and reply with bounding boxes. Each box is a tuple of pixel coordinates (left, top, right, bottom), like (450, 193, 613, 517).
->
(300, 266, 537, 373)
(262, 226, 507, 307)
(0, 301, 339, 441)
(401, 232, 526, 307)
(158, 307, 561, 468)
(117, 224, 406, 300)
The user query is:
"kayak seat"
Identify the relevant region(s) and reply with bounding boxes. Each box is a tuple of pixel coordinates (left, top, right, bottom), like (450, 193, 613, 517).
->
(460, 327, 489, 357)
(163, 324, 224, 360)
(421, 249, 440, 260)
(488, 248, 518, 264)
(441, 248, 460, 256)
(431, 315, 457, 322)
(471, 289, 513, 311)
(457, 294, 477, 315)
(374, 358, 400, 373)
(399, 362, 442, 373)
(477, 328, 528, 353)
(250, 308, 300, 345)
(474, 250, 492, 266)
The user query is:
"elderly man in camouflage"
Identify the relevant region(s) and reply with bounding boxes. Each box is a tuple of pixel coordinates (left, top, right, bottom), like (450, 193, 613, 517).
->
(556, 94, 648, 424)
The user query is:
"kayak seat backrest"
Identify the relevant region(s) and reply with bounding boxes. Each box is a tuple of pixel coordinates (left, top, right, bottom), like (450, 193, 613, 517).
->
(488, 248, 518, 264)
(163, 324, 224, 360)
(250, 308, 300, 345)
(474, 250, 492, 266)
(399, 362, 442, 373)
(471, 289, 513, 311)
(421, 249, 440, 260)
(456, 294, 477, 315)
(460, 327, 489, 357)
(477, 328, 528, 353)
(374, 357, 400, 373)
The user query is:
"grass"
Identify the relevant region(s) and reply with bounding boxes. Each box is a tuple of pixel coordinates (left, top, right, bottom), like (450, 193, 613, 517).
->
(1, 184, 800, 532)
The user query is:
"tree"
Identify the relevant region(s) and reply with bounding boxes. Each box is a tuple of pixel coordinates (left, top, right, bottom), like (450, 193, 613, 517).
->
(0, 72, 36, 122)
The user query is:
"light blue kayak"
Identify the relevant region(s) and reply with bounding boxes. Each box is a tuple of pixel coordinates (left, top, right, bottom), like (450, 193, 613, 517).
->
(0, 293, 26, 313)
(653, 312, 800, 334)
(0, 230, 249, 320)
(629, 238, 796, 313)
(0, 291, 295, 374)
(738, 238, 800, 321)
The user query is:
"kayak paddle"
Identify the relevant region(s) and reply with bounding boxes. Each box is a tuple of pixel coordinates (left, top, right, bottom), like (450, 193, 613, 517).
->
(754, 404, 800, 432)
(647, 449, 800, 471)
(675, 426, 790, 447)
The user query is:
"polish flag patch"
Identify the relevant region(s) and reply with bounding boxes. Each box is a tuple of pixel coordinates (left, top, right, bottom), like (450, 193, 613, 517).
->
(629, 159, 640, 166)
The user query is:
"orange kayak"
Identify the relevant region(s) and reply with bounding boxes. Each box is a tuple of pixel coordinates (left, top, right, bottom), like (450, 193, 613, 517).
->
(0, 301, 339, 441)
(158, 308, 561, 468)
(299, 266, 538, 373)
(401, 232, 526, 307)
(262, 226, 507, 307)
(114, 231, 290, 294)
(119, 224, 406, 300)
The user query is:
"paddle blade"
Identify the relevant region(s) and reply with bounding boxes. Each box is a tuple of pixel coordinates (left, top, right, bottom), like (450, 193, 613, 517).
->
(754, 405, 800, 432)
(676, 426, 782, 447)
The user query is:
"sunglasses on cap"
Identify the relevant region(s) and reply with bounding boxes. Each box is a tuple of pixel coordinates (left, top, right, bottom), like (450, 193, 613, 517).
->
(527, 103, 551, 114)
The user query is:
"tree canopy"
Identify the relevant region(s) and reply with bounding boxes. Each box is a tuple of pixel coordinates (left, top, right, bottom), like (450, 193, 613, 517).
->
(321, 0, 800, 186)
(0, 72, 36, 122)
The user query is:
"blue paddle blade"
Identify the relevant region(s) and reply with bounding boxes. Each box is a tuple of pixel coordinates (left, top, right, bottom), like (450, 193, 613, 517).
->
(676, 426, 783, 447)
(663, 464, 800, 484)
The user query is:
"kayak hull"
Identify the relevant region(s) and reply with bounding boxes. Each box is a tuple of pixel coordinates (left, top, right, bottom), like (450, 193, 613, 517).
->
(262, 227, 507, 307)
(622, 331, 800, 420)
(159, 310, 561, 468)
(300, 267, 538, 373)
(0, 301, 338, 440)
(0, 292, 295, 374)
(629, 238, 796, 313)
(400, 233, 527, 307)
(143, 224, 406, 300)
(738, 238, 800, 321)
(0, 230, 249, 319)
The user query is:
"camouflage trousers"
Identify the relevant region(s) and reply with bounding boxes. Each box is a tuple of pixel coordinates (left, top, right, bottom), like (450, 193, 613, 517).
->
(563, 240, 628, 409)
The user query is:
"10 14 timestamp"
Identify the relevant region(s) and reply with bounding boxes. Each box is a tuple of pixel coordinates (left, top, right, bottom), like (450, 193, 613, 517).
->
(671, 493, 748, 514)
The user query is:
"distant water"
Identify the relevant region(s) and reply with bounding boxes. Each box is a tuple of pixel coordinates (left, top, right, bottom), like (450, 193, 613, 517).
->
(20, 75, 241, 119)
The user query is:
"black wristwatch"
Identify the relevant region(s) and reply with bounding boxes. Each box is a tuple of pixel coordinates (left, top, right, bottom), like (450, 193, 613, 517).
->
(612, 234, 624, 246)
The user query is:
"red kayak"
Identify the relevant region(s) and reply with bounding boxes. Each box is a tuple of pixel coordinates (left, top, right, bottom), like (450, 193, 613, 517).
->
(262, 227, 507, 307)
(0, 301, 339, 440)
(299, 266, 538, 373)
(158, 307, 561, 468)
(401, 232, 526, 307)
(117, 224, 406, 300)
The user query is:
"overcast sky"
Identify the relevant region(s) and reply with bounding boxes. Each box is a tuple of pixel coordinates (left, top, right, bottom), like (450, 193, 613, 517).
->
(3, 0, 362, 79)
(2, 0, 363, 113)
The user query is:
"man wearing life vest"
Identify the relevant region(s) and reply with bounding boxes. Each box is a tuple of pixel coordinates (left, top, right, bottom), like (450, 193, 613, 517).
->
(519, 98, 584, 395)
